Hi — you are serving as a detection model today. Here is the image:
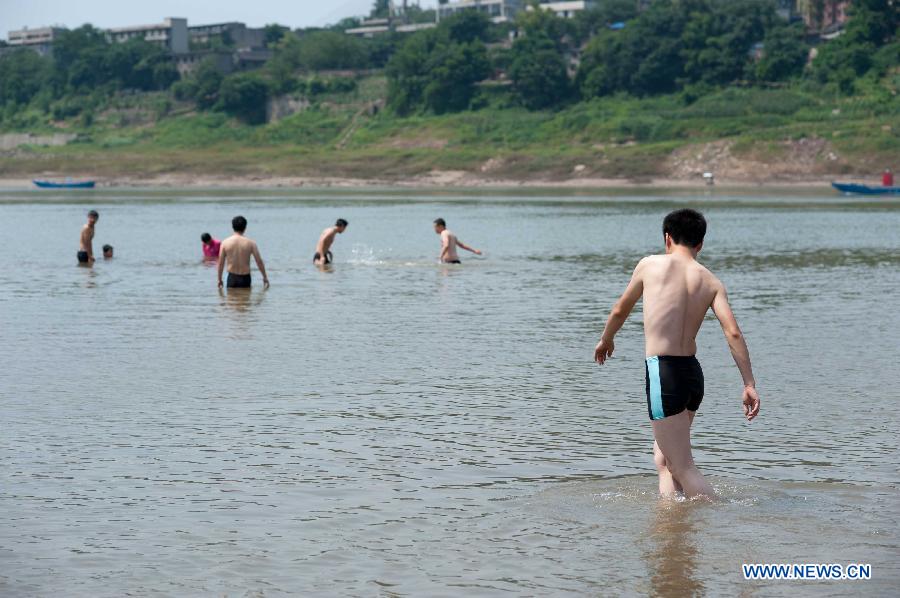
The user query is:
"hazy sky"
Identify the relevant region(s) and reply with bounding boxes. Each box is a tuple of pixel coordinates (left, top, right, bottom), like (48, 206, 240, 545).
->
(1, 0, 438, 35)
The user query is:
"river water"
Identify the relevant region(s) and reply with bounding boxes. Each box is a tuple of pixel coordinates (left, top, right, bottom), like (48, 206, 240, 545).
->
(1, 188, 898, 596)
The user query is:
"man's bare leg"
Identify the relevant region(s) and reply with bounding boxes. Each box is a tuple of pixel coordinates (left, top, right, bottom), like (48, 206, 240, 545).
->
(653, 440, 682, 496)
(654, 411, 698, 495)
(652, 410, 714, 499)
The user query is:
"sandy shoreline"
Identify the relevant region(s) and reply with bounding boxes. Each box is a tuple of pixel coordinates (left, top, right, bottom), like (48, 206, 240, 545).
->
(0, 171, 858, 191)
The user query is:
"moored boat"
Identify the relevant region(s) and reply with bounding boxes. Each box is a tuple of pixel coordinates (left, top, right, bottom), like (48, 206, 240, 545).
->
(831, 182, 900, 195)
(33, 179, 96, 189)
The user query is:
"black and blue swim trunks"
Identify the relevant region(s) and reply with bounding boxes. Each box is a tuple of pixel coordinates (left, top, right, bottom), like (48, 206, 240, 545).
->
(645, 355, 704, 420)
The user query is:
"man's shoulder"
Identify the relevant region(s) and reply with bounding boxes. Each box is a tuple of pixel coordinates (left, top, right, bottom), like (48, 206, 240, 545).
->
(636, 254, 666, 269)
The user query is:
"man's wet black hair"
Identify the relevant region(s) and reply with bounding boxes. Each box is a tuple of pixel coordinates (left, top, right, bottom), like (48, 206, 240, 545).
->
(232, 216, 247, 232)
(336, 218, 348, 228)
(102, 244, 112, 252)
(434, 218, 446, 227)
(663, 209, 706, 247)
(201, 233, 212, 243)
(88, 210, 99, 219)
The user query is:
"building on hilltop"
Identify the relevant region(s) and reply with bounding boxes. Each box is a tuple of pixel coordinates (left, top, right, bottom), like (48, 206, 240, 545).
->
(530, 1, 597, 19)
(345, 18, 436, 37)
(107, 17, 189, 54)
(6, 26, 66, 56)
(188, 22, 266, 50)
(437, 0, 524, 24)
(797, 0, 852, 34)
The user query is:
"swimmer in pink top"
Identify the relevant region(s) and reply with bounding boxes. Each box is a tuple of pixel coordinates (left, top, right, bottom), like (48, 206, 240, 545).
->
(201, 233, 221, 260)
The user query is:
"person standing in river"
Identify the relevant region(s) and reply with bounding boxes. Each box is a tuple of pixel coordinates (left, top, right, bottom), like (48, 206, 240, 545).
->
(77, 210, 99, 265)
(594, 208, 759, 499)
(314, 219, 348, 266)
(433, 218, 482, 264)
(217, 215, 269, 290)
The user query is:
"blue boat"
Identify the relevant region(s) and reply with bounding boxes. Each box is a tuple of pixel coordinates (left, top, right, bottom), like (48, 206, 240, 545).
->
(33, 179, 96, 189)
(832, 182, 900, 195)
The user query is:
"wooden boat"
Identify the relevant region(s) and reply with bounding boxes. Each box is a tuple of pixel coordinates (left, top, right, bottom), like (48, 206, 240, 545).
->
(832, 182, 900, 195)
(33, 179, 96, 189)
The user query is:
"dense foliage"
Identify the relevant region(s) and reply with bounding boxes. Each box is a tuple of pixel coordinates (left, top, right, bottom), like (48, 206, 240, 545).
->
(0, 0, 897, 128)
(386, 12, 493, 114)
(811, 0, 900, 92)
(0, 25, 176, 112)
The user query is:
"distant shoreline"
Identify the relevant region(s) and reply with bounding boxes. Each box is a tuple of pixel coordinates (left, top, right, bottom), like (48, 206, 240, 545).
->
(0, 172, 862, 192)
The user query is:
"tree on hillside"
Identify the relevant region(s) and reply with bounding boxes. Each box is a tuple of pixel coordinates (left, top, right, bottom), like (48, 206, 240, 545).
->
(371, 0, 391, 19)
(263, 24, 290, 47)
(423, 41, 491, 113)
(0, 49, 51, 106)
(173, 58, 224, 109)
(105, 39, 178, 91)
(387, 11, 493, 114)
(52, 25, 110, 91)
(577, 0, 690, 97)
(218, 73, 270, 124)
(509, 33, 570, 109)
(577, 0, 793, 97)
(811, 0, 900, 92)
(755, 24, 808, 82)
(679, 0, 776, 86)
(516, 2, 571, 46)
(270, 31, 371, 72)
(570, 0, 639, 44)
(506, 3, 575, 109)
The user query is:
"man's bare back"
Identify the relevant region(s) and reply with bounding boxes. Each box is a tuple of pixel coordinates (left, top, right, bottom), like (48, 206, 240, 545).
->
(220, 234, 257, 274)
(638, 254, 719, 357)
(217, 216, 268, 289)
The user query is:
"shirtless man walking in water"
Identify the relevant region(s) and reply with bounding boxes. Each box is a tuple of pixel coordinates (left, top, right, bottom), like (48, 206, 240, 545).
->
(433, 218, 482, 264)
(77, 210, 99, 265)
(594, 209, 759, 499)
(314, 218, 348, 266)
(217, 215, 269, 289)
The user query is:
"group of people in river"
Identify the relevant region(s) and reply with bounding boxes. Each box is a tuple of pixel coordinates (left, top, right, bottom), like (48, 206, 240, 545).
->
(75, 206, 759, 500)
(79, 211, 483, 289)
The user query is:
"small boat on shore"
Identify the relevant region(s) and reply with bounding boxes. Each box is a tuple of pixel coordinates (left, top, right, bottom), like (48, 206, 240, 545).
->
(33, 179, 96, 189)
(832, 182, 900, 195)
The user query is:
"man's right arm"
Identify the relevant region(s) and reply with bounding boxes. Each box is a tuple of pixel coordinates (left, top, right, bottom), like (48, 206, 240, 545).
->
(217, 245, 226, 288)
(711, 281, 760, 421)
(82, 228, 94, 262)
(594, 259, 646, 365)
(439, 234, 449, 261)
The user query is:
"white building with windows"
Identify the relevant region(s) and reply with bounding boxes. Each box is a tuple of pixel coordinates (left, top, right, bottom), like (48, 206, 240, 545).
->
(188, 22, 265, 50)
(7, 26, 66, 56)
(107, 17, 189, 54)
(437, 0, 524, 24)
(531, 1, 597, 19)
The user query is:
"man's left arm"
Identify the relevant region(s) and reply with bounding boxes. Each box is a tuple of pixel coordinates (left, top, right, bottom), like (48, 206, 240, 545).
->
(252, 242, 270, 289)
(456, 239, 482, 255)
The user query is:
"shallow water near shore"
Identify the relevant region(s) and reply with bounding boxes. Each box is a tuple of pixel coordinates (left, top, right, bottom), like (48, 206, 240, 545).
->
(1, 187, 898, 596)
